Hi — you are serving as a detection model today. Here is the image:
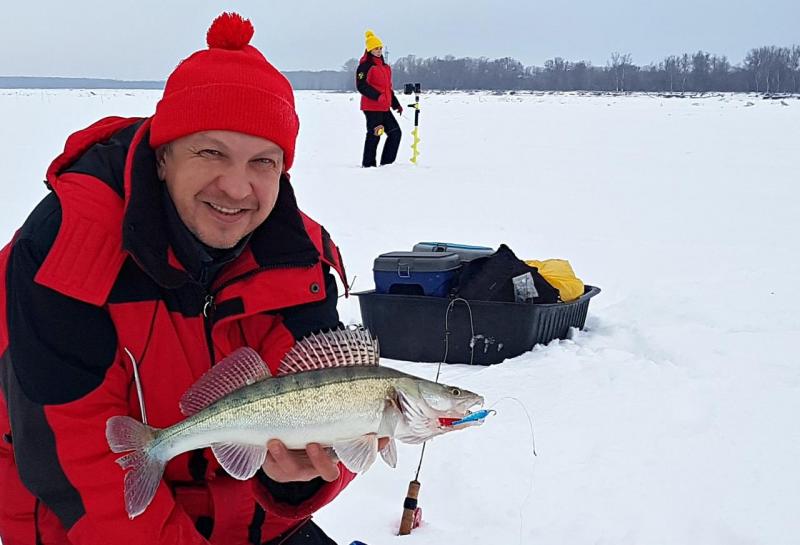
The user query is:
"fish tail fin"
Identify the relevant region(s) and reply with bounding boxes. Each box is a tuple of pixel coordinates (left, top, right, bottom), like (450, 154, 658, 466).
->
(106, 415, 156, 453)
(105, 416, 164, 518)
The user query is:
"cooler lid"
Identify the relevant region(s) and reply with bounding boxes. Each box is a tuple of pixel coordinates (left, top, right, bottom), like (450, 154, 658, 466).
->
(414, 241, 494, 252)
(412, 242, 495, 262)
(374, 251, 462, 272)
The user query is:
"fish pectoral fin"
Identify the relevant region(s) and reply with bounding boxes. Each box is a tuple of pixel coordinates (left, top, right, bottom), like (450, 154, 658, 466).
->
(376, 401, 400, 468)
(332, 435, 379, 473)
(378, 400, 402, 436)
(379, 438, 398, 468)
(396, 388, 436, 442)
(211, 442, 267, 480)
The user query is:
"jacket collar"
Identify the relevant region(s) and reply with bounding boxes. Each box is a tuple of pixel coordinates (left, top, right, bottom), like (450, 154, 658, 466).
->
(122, 119, 319, 290)
(360, 51, 384, 66)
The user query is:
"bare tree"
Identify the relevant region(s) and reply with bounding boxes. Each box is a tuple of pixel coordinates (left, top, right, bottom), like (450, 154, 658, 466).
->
(608, 52, 633, 91)
(342, 58, 358, 73)
(772, 46, 791, 92)
(744, 48, 764, 92)
(678, 54, 691, 91)
(620, 53, 633, 91)
(709, 55, 730, 90)
(544, 57, 568, 90)
(608, 52, 621, 91)
(570, 61, 592, 90)
(791, 46, 800, 92)
(691, 51, 711, 92)
(662, 56, 679, 92)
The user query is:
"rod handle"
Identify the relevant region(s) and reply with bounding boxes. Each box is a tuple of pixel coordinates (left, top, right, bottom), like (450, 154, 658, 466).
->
(398, 480, 421, 535)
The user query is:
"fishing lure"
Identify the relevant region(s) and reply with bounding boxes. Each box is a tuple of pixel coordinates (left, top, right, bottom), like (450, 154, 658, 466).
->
(439, 409, 496, 428)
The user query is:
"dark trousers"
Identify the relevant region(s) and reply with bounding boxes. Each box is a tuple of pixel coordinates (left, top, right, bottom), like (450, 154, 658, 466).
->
(362, 110, 402, 167)
(264, 519, 337, 545)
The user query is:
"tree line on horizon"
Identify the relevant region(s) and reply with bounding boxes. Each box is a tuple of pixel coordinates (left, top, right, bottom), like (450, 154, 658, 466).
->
(332, 45, 800, 93)
(3, 45, 797, 94)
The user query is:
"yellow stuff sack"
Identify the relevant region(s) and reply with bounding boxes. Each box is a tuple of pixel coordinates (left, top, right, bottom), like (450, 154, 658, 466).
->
(524, 259, 585, 302)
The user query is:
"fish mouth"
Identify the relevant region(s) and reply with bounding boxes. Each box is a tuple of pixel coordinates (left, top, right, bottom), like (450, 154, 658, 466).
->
(393, 389, 485, 444)
(437, 398, 484, 428)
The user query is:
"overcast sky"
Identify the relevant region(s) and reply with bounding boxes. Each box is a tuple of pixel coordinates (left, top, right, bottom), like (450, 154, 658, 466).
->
(1, 0, 797, 79)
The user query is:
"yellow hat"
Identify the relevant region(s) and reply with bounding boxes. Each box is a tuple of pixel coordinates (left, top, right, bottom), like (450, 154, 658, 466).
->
(365, 29, 383, 51)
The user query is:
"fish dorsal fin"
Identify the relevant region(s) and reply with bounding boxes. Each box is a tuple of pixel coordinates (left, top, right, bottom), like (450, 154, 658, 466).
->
(276, 328, 379, 376)
(180, 347, 271, 416)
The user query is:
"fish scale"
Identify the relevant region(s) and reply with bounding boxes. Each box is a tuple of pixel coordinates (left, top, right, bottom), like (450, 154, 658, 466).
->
(171, 373, 395, 450)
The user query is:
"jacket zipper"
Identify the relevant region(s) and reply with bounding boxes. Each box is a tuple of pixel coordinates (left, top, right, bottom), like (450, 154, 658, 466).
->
(200, 261, 316, 366)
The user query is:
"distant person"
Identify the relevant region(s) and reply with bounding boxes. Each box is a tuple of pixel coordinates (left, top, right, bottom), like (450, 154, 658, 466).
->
(356, 29, 403, 167)
(0, 11, 366, 545)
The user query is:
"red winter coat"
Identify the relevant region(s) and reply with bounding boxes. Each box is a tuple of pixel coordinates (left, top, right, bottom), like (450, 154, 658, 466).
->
(0, 117, 353, 545)
(356, 53, 400, 112)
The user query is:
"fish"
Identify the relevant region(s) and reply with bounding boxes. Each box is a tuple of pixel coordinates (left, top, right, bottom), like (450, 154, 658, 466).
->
(106, 328, 485, 518)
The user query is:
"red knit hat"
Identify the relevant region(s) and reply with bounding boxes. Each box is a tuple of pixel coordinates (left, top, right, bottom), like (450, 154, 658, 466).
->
(150, 12, 299, 171)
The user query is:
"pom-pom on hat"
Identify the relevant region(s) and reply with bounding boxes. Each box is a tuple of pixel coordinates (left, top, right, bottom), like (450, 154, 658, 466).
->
(150, 12, 299, 171)
(365, 30, 383, 52)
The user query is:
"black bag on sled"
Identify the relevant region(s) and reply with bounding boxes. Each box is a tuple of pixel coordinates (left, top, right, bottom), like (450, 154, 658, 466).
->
(455, 244, 560, 304)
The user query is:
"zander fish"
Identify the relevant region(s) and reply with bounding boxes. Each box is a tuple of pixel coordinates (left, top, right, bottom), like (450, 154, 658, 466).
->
(106, 328, 484, 518)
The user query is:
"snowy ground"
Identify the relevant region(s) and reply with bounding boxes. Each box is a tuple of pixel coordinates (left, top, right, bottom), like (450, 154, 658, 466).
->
(1, 90, 798, 545)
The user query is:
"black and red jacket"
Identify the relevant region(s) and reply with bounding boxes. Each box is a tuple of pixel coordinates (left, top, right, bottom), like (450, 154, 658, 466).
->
(356, 52, 401, 112)
(0, 117, 353, 545)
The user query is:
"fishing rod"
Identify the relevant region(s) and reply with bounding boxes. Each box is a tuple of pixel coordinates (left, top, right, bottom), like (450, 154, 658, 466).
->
(397, 298, 494, 535)
(398, 409, 494, 535)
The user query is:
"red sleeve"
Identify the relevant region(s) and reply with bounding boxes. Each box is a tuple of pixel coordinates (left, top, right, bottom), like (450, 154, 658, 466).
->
(5, 233, 209, 544)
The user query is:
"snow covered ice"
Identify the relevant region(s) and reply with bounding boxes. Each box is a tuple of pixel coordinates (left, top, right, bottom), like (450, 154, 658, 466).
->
(1, 89, 798, 545)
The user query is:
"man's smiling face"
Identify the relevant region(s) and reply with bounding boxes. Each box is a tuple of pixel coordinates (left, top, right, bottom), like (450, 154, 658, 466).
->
(157, 130, 284, 249)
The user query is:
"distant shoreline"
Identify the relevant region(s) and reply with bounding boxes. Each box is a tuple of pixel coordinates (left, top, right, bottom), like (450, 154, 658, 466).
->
(0, 72, 349, 91)
(2, 76, 799, 98)
(0, 77, 165, 89)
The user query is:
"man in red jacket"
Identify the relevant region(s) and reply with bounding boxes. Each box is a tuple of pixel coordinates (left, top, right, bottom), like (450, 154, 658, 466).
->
(356, 30, 404, 167)
(0, 12, 362, 545)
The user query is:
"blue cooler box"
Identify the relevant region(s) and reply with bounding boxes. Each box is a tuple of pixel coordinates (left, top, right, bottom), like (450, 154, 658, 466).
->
(373, 251, 461, 297)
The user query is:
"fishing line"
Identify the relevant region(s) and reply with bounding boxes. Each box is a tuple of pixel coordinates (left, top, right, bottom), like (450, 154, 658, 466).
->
(488, 396, 538, 545)
(442, 297, 476, 372)
(417, 297, 476, 479)
(488, 396, 537, 456)
(401, 297, 477, 534)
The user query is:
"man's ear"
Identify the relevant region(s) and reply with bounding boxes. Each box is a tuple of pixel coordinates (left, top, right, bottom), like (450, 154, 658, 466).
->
(155, 145, 169, 181)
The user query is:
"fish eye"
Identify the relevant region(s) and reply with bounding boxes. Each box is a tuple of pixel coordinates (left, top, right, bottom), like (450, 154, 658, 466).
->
(451, 388, 461, 396)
